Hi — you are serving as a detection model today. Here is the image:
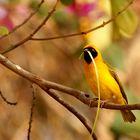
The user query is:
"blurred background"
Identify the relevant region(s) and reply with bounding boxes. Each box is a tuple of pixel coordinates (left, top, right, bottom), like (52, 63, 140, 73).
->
(0, 0, 140, 139)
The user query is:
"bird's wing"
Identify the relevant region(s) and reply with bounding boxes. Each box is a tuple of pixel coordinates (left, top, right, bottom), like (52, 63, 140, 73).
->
(108, 66, 128, 103)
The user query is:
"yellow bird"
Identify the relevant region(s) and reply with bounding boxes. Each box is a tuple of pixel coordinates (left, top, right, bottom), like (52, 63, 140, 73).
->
(83, 44, 136, 123)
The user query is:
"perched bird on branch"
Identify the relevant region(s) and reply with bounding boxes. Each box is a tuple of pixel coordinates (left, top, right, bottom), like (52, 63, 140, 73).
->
(83, 44, 136, 123)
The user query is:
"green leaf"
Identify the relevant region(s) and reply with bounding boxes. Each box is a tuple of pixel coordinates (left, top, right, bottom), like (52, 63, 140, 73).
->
(102, 43, 124, 70)
(30, 0, 40, 9)
(60, 0, 74, 5)
(111, 0, 138, 38)
(53, 11, 79, 30)
(0, 26, 9, 36)
(29, 0, 48, 17)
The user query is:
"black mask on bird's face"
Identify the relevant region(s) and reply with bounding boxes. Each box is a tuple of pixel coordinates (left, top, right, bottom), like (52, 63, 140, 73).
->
(84, 47, 98, 64)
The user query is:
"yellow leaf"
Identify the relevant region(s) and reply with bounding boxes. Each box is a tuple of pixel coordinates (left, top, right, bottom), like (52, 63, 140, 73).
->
(111, 0, 138, 38)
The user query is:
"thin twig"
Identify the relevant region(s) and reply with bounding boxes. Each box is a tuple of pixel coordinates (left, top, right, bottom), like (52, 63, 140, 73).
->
(46, 89, 97, 140)
(1, 0, 59, 54)
(27, 84, 36, 140)
(31, 0, 134, 41)
(0, 91, 17, 105)
(0, 53, 140, 111)
(0, 0, 44, 39)
(29, 0, 59, 37)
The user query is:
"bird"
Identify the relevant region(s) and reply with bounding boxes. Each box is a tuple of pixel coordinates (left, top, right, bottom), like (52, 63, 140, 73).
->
(83, 44, 136, 123)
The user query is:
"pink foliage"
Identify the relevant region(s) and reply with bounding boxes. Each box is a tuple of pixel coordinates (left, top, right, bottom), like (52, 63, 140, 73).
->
(0, 6, 14, 30)
(68, 2, 96, 17)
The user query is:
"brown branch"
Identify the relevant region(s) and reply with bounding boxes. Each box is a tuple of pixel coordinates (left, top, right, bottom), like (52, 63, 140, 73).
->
(0, 0, 44, 40)
(0, 0, 133, 54)
(46, 89, 97, 140)
(27, 84, 36, 140)
(29, 0, 59, 37)
(0, 54, 139, 111)
(0, 91, 17, 105)
(30, 0, 134, 41)
(1, 0, 59, 54)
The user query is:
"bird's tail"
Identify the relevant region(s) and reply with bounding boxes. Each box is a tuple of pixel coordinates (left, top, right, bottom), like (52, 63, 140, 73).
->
(121, 110, 136, 123)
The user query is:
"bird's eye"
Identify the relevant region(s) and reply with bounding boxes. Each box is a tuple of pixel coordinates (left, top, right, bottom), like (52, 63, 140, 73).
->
(92, 48, 95, 52)
(89, 48, 98, 58)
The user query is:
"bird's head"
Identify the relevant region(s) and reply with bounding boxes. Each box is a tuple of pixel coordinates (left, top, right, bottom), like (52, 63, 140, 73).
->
(83, 45, 102, 64)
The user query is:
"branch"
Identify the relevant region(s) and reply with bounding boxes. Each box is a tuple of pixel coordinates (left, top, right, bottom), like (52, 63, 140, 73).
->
(1, 0, 59, 54)
(0, 91, 17, 105)
(46, 89, 97, 140)
(27, 84, 36, 140)
(0, 0, 44, 40)
(30, 0, 134, 41)
(0, 54, 139, 111)
(0, 0, 133, 54)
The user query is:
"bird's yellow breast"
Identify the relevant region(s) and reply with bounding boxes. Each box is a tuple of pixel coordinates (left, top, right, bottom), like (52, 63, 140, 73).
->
(84, 60, 125, 104)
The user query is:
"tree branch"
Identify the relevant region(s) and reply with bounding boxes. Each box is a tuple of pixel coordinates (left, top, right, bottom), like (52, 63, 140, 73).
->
(30, 0, 134, 41)
(1, 0, 59, 54)
(0, 91, 17, 105)
(27, 84, 36, 140)
(46, 89, 97, 140)
(0, 53, 139, 111)
(0, 0, 44, 40)
(0, 1, 136, 139)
